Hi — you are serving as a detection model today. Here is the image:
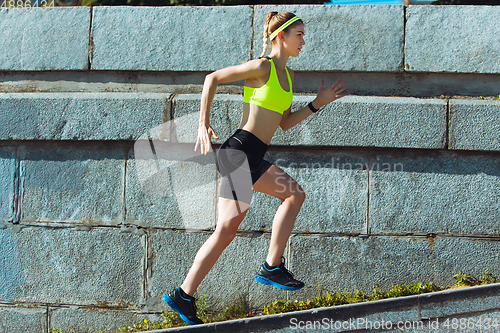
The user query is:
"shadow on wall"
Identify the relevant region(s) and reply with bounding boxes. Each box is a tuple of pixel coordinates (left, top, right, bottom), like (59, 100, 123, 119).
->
(0, 228, 25, 302)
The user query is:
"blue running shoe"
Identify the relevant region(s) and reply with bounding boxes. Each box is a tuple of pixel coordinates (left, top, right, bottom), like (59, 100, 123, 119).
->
(254, 256, 305, 291)
(163, 287, 203, 325)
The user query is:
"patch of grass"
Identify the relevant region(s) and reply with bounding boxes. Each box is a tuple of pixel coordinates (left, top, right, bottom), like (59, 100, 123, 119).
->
(454, 269, 497, 287)
(264, 270, 497, 316)
(479, 95, 500, 100)
(263, 281, 439, 315)
(118, 294, 253, 332)
(201, 293, 253, 323)
(53, 270, 498, 333)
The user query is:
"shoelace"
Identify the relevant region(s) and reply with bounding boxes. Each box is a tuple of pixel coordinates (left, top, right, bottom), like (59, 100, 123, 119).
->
(278, 257, 295, 279)
(190, 298, 198, 313)
(191, 300, 198, 316)
(181, 290, 198, 315)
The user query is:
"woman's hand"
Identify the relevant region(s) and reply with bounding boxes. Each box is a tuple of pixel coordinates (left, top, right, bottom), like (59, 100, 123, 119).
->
(315, 79, 347, 108)
(194, 123, 219, 155)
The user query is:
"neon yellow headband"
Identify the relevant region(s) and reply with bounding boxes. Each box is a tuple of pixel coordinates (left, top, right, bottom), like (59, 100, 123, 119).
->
(268, 16, 301, 42)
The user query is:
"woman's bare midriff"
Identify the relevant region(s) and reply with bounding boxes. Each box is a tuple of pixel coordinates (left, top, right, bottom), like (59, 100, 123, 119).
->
(238, 102, 283, 145)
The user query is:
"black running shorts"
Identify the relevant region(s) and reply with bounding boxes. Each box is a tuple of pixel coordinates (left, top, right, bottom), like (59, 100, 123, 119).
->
(215, 129, 273, 204)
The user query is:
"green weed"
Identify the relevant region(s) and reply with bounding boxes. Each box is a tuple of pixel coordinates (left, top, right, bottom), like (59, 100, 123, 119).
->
(263, 281, 441, 315)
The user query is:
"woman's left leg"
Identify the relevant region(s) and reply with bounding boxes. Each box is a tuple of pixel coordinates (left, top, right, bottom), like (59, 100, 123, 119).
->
(252, 164, 306, 267)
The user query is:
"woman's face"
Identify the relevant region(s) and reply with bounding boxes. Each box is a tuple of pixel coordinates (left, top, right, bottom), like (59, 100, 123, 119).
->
(282, 23, 305, 57)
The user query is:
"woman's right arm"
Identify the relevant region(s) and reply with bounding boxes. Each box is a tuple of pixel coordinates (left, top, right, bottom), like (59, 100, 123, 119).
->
(195, 59, 269, 155)
(195, 73, 220, 155)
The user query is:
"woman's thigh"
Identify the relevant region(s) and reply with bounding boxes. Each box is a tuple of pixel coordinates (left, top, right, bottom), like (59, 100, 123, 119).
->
(251, 164, 304, 201)
(215, 197, 249, 236)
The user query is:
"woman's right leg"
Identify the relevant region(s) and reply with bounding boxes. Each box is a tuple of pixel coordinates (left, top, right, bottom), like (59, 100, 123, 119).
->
(180, 197, 250, 296)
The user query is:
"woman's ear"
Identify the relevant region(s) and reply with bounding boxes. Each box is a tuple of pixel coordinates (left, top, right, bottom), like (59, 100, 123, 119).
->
(277, 31, 286, 42)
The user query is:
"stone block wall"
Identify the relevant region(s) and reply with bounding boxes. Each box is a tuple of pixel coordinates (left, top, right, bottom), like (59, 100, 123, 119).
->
(1, 5, 499, 333)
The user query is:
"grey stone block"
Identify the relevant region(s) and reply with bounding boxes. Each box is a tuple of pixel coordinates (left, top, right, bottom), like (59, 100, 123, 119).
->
(290, 235, 500, 302)
(0, 229, 24, 302)
(289, 235, 432, 301)
(429, 237, 500, 287)
(271, 96, 446, 149)
(147, 229, 285, 311)
(50, 307, 163, 333)
(420, 282, 500, 321)
(126, 146, 217, 229)
(91, 6, 252, 71)
(172, 94, 242, 146)
(1, 227, 143, 305)
(239, 150, 368, 234)
(0, 148, 16, 223)
(0, 8, 90, 71)
(449, 99, 500, 151)
(172, 94, 447, 149)
(0, 93, 169, 140)
(369, 152, 500, 235)
(19, 147, 125, 224)
(0, 306, 47, 333)
(406, 6, 500, 74)
(254, 5, 404, 72)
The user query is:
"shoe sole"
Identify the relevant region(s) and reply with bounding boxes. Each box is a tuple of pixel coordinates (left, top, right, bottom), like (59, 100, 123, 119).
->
(163, 294, 200, 326)
(254, 275, 304, 291)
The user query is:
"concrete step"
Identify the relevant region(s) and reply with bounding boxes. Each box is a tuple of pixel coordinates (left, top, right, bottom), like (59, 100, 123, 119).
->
(144, 282, 500, 332)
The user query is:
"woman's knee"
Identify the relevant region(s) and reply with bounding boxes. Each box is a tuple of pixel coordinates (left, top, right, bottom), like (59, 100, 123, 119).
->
(292, 184, 306, 204)
(217, 231, 236, 247)
(213, 226, 237, 246)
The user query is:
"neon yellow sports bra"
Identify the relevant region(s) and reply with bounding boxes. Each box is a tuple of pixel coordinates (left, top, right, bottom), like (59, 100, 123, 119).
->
(243, 58, 293, 115)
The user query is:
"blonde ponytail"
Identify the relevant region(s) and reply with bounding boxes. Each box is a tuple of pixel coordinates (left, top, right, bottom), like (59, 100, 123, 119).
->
(260, 12, 277, 58)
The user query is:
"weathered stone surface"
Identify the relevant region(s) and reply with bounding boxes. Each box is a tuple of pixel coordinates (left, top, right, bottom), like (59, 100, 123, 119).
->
(0, 306, 47, 333)
(290, 235, 430, 299)
(0, 8, 90, 71)
(449, 99, 500, 151)
(406, 6, 500, 74)
(19, 147, 125, 224)
(254, 5, 404, 72)
(147, 229, 286, 311)
(49, 307, 163, 333)
(91, 6, 252, 71)
(0, 229, 24, 302)
(0, 93, 168, 141)
(271, 96, 446, 149)
(173, 94, 447, 149)
(1, 227, 143, 305)
(126, 147, 217, 230)
(369, 152, 500, 235)
(420, 282, 500, 322)
(0, 148, 16, 223)
(172, 94, 241, 146)
(290, 235, 500, 301)
(412, 310, 500, 333)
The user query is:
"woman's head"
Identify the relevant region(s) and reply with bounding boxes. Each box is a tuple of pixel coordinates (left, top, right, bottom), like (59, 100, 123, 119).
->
(261, 12, 304, 58)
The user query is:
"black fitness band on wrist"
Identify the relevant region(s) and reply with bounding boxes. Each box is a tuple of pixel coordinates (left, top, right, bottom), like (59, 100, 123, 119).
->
(308, 101, 319, 113)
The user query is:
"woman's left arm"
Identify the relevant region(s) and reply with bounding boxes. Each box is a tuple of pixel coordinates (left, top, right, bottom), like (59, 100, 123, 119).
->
(280, 71, 347, 131)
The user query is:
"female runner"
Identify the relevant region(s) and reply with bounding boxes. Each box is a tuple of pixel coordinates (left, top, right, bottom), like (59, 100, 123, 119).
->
(164, 11, 347, 325)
